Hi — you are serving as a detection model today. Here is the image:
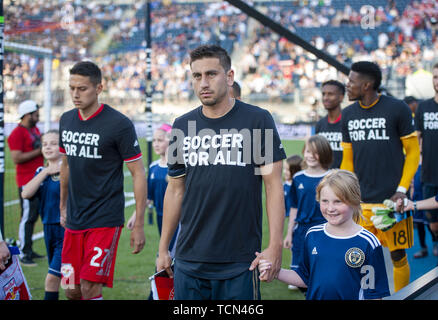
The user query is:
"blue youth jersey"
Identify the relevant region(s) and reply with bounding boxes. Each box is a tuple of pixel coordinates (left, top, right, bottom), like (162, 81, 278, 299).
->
(284, 181, 292, 217)
(33, 166, 60, 224)
(148, 160, 168, 216)
(296, 224, 390, 300)
(290, 170, 329, 224)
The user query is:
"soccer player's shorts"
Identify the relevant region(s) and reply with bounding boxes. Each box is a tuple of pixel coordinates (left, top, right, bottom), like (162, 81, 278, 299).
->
(173, 261, 260, 300)
(61, 226, 122, 288)
(360, 203, 414, 252)
(423, 184, 438, 223)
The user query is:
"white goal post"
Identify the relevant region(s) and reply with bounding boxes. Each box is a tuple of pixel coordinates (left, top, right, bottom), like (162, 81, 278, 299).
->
(5, 41, 53, 133)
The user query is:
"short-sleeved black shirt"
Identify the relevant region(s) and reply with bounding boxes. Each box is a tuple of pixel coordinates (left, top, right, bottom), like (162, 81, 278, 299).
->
(341, 95, 415, 203)
(415, 98, 438, 185)
(315, 115, 343, 168)
(168, 100, 286, 265)
(59, 104, 142, 230)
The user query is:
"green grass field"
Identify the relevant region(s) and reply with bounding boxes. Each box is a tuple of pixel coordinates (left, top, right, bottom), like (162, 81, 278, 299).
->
(4, 138, 306, 300)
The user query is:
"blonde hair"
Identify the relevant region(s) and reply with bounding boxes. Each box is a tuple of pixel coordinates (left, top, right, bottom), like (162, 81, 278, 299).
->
(316, 169, 363, 223)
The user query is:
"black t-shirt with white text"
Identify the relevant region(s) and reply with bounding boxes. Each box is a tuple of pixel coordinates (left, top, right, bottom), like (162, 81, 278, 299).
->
(315, 115, 343, 168)
(342, 95, 414, 203)
(168, 100, 286, 269)
(415, 98, 438, 185)
(59, 104, 142, 230)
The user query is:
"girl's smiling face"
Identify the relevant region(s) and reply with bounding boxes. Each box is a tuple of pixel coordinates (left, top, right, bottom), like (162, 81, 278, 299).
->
(319, 185, 354, 227)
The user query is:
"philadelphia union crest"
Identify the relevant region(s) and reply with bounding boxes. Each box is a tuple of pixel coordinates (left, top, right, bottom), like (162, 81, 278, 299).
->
(345, 247, 365, 268)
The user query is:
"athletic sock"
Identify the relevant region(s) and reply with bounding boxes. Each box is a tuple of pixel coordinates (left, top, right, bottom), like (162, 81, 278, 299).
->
(44, 291, 59, 300)
(392, 255, 410, 292)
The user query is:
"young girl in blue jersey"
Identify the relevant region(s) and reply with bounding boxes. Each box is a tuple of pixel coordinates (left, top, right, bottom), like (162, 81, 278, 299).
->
(127, 124, 179, 254)
(283, 154, 303, 290)
(21, 130, 64, 300)
(283, 135, 331, 285)
(259, 170, 390, 300)
(283, 155, 303, 219)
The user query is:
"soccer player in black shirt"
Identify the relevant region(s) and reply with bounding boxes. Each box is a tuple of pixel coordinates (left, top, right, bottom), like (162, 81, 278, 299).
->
(156, 45, 286, 300)
(340, 61, 420, 292)
(415, 62, 438, 255)
(59, 61, 147, 300)
(315, 80, 345, 169)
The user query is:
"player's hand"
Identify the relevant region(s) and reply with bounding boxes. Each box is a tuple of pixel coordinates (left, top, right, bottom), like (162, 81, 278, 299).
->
(0, 241, 10, 271)
(283, 233, 292, 249)
(395, 198, 412, 212)
(390, 192, 407, 205)
(371, 207, 396, 231)
(130, 225, 145, 254)
(258, 259, 272, 280)
(46, 161, 61, 175)
(156, 251, 173, 278)
(249, 246, 281, 282)
(126, 211, 136, 230)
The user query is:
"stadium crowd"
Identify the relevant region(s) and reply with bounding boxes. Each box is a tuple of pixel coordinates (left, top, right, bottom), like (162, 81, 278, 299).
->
(3, 0, 438, 119)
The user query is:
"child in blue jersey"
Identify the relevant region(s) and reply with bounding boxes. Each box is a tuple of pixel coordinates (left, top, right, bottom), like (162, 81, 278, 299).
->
(21, 130, 64, 300)
(283, 135, 331, 281)
(259, 170, 390, 300)
(283, 155, 303, 219)
(127, 124, 179, 254)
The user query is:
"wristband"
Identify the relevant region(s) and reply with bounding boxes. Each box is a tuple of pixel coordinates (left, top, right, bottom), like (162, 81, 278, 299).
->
(413, 201, 417, 212)
(396, 186, 407, 194)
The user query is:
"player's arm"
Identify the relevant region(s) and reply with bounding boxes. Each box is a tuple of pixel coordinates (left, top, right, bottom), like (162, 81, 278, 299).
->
(402, 196, 438, 212)
(416, 130, 422, 153)
(10, 148, 42, 164)
(283, 207, 297, 249)
(21, 168, 48, 199)
(392, 133, 420, 200)
(258, 260, 306, 287)
(250, 160, 284, 282)
(59, 154, 69, 227)
(156, 175, 185, 277)
(340, 142, 354, 172)
(126, 159, 147, 254)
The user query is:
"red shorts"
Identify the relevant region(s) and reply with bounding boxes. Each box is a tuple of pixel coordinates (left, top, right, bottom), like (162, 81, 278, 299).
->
(61, 226, 122, 288)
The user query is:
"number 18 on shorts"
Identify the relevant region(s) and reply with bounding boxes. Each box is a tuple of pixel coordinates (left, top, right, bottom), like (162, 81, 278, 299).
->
(61, 227, 122, 289)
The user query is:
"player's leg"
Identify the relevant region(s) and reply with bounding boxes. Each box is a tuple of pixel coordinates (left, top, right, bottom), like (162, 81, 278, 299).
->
(423, 185, 438, 255)
(44, 224, 62, 300)
(44, 273, 61, 300)
(17, 188, 35, 264)
(61, 229, 83, 300)
(25, 195, 41, 258)
(390, 249, 410, 292)
(361, 204, 412, 292)
(173, 260, 211, 300)
(80, 279, 103, 300)
(79, 226, 123, 299)
(413, 222, 428, 258)
(211, 269, 261, 300)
